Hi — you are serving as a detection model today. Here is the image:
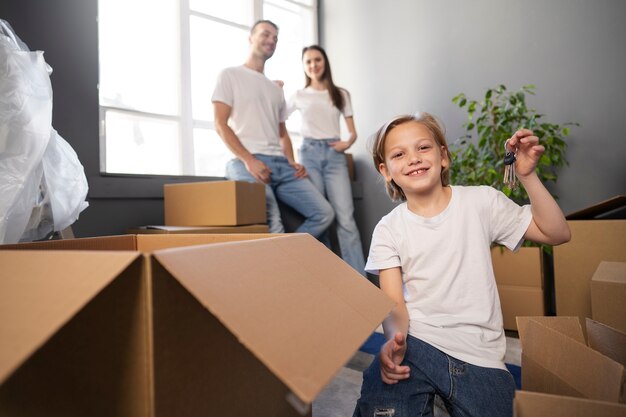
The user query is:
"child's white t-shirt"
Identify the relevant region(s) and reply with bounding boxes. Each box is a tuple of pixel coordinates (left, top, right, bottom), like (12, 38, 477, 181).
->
(286, 87, 352, 139)
(212, 65, 286, 156)
(366, 185, 532, 370)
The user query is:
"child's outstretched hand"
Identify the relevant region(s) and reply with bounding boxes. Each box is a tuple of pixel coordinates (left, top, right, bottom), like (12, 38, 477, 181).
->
(506, 129, 545, 179)
(379, 332, 410, 384)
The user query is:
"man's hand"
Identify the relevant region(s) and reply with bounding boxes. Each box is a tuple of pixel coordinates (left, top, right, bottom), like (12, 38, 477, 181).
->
(379, 332, 410, 384)
(289, 161, 308, 179)
(244, 157, 272, 184)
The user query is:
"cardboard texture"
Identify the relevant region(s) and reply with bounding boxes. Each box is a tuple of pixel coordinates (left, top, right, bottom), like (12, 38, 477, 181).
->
(128, 224, 269, 234)
(164, 180, 266, 226)
(554, 197, 626, 323)
(0, 251, 148, 417)
(497, 286, 545, 331)
(516, 316, 625, 403)
(514, 391, 626, 417)
(0, 234, 394, 416)
(492, 247, 543, 287)
(591, 261, 626, 334)
(586, 318, 626, 367)
(0, 233, 275, 252)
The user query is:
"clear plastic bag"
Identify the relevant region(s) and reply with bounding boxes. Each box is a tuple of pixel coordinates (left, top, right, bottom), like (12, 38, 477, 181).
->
(0, 19, 88, 243)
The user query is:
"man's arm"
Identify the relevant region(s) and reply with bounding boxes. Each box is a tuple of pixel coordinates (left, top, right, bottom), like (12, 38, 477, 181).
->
(508, 129, 571, 245)
(213, 101, 271, 183)
(330, 116, 357, 152)
(378, 267, 411, 384)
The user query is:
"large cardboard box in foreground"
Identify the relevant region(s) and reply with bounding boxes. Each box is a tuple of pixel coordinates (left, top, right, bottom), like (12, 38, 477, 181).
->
(553, 196, 626, 323)
(514, 391, 626, 417)
(1, 234, 394, 416)
(516, 316, 625, 404)
(164, 180, 266, 226)
(591, 261, 626, 334)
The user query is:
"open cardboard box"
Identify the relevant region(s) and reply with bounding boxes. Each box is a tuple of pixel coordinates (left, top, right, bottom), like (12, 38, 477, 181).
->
(553, 196, 626, 324)
(514, 391, 626, 417)
(0, 234, 394, 416)
(516, 316, 625, 404)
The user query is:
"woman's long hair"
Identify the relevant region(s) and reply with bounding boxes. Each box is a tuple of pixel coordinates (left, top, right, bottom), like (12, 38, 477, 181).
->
(302, 45, 345, 111)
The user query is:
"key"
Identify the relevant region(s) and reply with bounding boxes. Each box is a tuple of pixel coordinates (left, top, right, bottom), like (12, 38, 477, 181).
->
(503, 150, 517, 189)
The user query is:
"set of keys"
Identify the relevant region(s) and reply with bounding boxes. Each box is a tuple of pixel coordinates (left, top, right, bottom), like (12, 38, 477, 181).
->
(503, 140, 517, 189)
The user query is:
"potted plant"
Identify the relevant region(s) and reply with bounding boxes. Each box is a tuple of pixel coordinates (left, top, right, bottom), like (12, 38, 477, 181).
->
(450, 84, 577, 327)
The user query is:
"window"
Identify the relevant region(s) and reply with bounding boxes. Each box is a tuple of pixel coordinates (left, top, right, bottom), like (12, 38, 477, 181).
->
(98, 0, 317, 177)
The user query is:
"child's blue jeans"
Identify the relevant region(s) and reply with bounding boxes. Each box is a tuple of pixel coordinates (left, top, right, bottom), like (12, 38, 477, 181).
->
(353, 335, 515, 417)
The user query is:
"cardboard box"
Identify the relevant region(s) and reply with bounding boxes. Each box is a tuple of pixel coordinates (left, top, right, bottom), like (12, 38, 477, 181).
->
(516, 316, 625, 403)
(0, 234, 394, 416)
(514, 390, 626, 417)
(127, 224, 269, 234)
(554, 196, 626, 323)
(0, 233, 275, 252)
(497, 286, 545, 331)
(591, 261, 626, 334)
(164, 180, 266, 226)
(586, 318, 626, 366)
(492, 247, 544, 287)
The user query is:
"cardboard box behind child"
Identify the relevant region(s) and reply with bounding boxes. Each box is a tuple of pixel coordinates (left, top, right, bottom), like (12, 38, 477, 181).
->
(591, 261, 626, 334)
(553, 196, 626, 324)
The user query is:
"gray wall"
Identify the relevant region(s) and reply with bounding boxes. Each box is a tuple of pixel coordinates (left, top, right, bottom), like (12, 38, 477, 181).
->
(320, 0, 626, 250)
(2, 1, 625, 247)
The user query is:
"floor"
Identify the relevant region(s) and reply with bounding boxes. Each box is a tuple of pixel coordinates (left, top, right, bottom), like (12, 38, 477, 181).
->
(312, 335, 522, 417)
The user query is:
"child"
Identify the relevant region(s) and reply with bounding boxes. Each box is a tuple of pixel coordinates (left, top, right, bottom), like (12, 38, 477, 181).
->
(353, 113, 570, 417)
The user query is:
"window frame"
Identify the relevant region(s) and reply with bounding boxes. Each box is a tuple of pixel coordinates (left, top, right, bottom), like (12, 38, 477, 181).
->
(96, 0, 318, 194)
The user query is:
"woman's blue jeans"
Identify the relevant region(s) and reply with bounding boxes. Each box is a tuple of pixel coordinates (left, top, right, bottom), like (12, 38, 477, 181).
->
(299, 139, 366, 275)
(226, 154, 334, 238)
(353, 335, 515, 417)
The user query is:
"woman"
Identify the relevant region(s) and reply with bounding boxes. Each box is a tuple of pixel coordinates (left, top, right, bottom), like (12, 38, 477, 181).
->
(287, 45, 365, 275)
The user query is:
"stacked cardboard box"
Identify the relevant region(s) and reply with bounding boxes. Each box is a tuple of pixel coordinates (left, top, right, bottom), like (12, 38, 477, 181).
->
(0, 234, 393, 416)
(514, 316, 626, 415)
(591, 261, 626, 334)
(554, 196, 626, 327)
(163, 180, 267, 229)
(492, 247, 545, 331)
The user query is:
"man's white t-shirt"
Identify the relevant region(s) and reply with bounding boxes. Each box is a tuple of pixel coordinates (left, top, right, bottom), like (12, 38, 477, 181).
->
(212, 65, 286, 156)
(286, 87, 353, 139)
(366, 185, 532, 370)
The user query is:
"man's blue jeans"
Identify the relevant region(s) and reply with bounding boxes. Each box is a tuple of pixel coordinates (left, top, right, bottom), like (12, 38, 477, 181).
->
(225, 154, 334, 238)
(299, 139, 366, 275)
(353, 335, 515, 417)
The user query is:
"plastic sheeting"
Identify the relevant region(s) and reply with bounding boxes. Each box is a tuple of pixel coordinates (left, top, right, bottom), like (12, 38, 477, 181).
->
(0, 19, 88, 243)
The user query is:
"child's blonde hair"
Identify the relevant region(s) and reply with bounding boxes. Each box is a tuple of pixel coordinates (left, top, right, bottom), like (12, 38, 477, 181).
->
(372, 112, 452, 201)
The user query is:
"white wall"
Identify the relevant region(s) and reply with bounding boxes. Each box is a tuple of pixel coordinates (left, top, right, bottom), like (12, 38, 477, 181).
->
(320, 0, 626, 250)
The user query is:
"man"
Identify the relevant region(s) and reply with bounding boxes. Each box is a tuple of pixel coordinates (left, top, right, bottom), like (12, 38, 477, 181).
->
(212, 20, 334, 236)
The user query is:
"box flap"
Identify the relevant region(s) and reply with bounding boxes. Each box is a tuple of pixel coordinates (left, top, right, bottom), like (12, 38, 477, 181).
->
(152, 234, 394, 404)
(592, 261, 626, 285)
(514, 390, 626, 417)
(0, 250, 141, 384)
(586, 319, 626, 366)
(566, 195, 626, 220)
(0, 235, 139, 251)
(519, 317, 624, 402)
(517, 316, 585, 344)
(135, 233, 277, 252)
